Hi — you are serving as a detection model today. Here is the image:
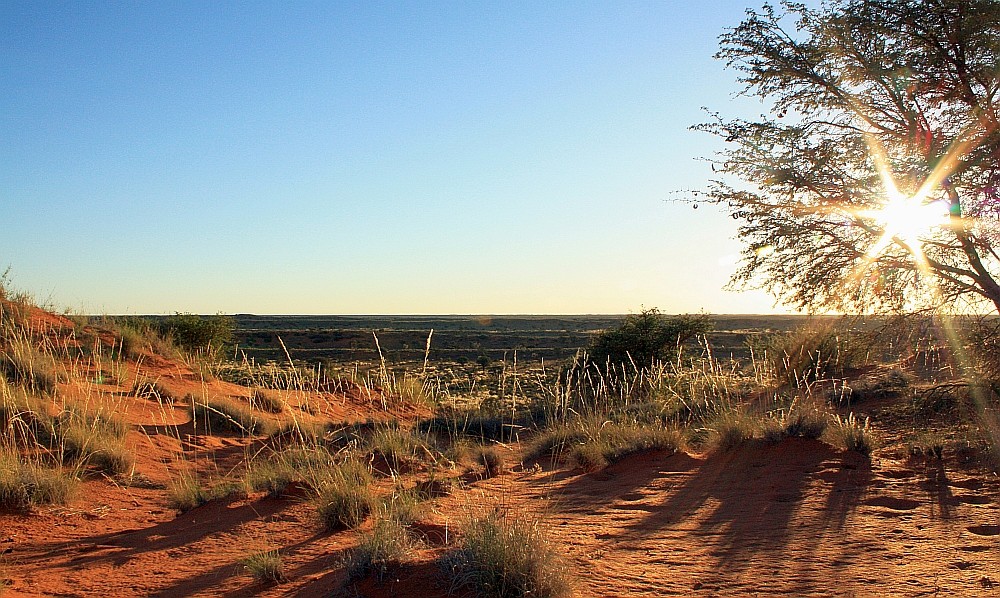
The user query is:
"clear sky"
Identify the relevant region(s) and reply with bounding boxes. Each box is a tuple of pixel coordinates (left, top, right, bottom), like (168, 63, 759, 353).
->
(2, 1, 798, 315)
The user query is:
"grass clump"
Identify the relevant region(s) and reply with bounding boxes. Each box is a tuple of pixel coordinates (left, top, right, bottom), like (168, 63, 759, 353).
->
(444, 508, 570, 598)
(707, 409, 760, 452)
(0, 450, 76, 510)
(832, 413, 879, 456)
(167, 472, 242, 512)
(527, 417, 683, 471)
(249, 388, 284, 414)
(0, 342, 60, 395)
(314, 459, 374, 530)
(191, 396, 271, 435)
(55, 409, 133, 476)
(368, 425, 434, 474)
(167, 472, 211, 512)
(241, 549, 286, 584)
(245, 460, 296, 498)
(132, 379, 174, 403)
(477, 446, 503, 477)
(347, 516, 414, 582)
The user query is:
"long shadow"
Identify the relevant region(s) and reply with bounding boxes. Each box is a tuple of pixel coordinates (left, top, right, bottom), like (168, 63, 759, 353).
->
(620, 438, 845, 575)
(817, 451, 874, 531)
(920, 458, 956, 520)
(17, 493, 291, 569)
(148, 526, 340, 597)
(553, 449, 700, 513)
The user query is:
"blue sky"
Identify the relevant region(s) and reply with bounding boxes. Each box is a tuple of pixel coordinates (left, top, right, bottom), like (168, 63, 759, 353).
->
(3, 1, 795, 315)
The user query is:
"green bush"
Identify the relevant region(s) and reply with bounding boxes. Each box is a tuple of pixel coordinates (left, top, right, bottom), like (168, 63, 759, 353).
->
(586, 309, 713, 372)
(161, 313, 234, 354)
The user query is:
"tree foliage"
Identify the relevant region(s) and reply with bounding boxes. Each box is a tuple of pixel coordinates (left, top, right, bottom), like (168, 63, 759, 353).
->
(697, 0, 1000, 314)
(587, 309, 714, 370)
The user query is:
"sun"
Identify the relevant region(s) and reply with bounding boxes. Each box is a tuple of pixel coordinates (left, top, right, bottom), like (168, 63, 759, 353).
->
(850, 133, 959, 265)
(856, 183, 950, 264)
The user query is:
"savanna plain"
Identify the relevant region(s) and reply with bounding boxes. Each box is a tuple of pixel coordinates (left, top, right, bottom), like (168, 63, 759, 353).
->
(1, 289, 998, 597)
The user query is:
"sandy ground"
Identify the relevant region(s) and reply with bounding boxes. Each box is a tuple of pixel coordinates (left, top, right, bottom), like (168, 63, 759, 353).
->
(1, 306, 998, 597)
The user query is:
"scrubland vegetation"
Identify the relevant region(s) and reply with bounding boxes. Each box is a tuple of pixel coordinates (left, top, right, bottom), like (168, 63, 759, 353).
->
(1, 276, 998, 596)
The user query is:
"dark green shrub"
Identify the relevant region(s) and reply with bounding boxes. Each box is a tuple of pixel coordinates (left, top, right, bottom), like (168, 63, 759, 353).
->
(586, 309, 713, 371)
(162, 313, 234, 354)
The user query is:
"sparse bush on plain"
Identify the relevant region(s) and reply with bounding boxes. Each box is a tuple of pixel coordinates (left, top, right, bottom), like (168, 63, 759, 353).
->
(585, 308, 713, 372)
(161, 312, 234, 356)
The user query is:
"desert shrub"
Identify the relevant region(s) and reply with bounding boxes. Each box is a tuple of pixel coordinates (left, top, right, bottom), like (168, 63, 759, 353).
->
(782, 401, 829, 439)
(585, 309, 713, 372)
(418, 406, 547, 443)
(477, 446, 503, 477)
(367, 426, 437, 474)
(314, 459, 375, 530)
(167, 473, 243, 512)
(53, 409, 132, 476)
(0, 342, 59, 395)
(392, 374, 435, 406)
(0, 451, 76, 510)
(382, 485, 427, 527)
(843, 368, 912, 405)
(968, 319, 1000, 381)
(245, 460, 296, 498)
(241, 549, 285, 583)
(167, 472, 211, 512)
(444, 508, 570, 598)
(831, 413, 879, 456)
(132, 379, 174, 403)
(245, 444, 341, 495)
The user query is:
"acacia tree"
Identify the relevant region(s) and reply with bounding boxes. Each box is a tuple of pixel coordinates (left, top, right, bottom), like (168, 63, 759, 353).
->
(696, 0, 1000, 314)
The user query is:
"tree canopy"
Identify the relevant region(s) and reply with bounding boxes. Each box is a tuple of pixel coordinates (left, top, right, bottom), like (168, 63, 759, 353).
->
(697, 0, 1000, 314)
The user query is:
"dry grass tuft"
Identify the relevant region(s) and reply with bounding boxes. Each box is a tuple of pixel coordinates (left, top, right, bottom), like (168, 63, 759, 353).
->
(444, 507, 570, 598)
(241, 549, 286, 584)
(314, 459, 375, 530)
(831, 412, 879, 456)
